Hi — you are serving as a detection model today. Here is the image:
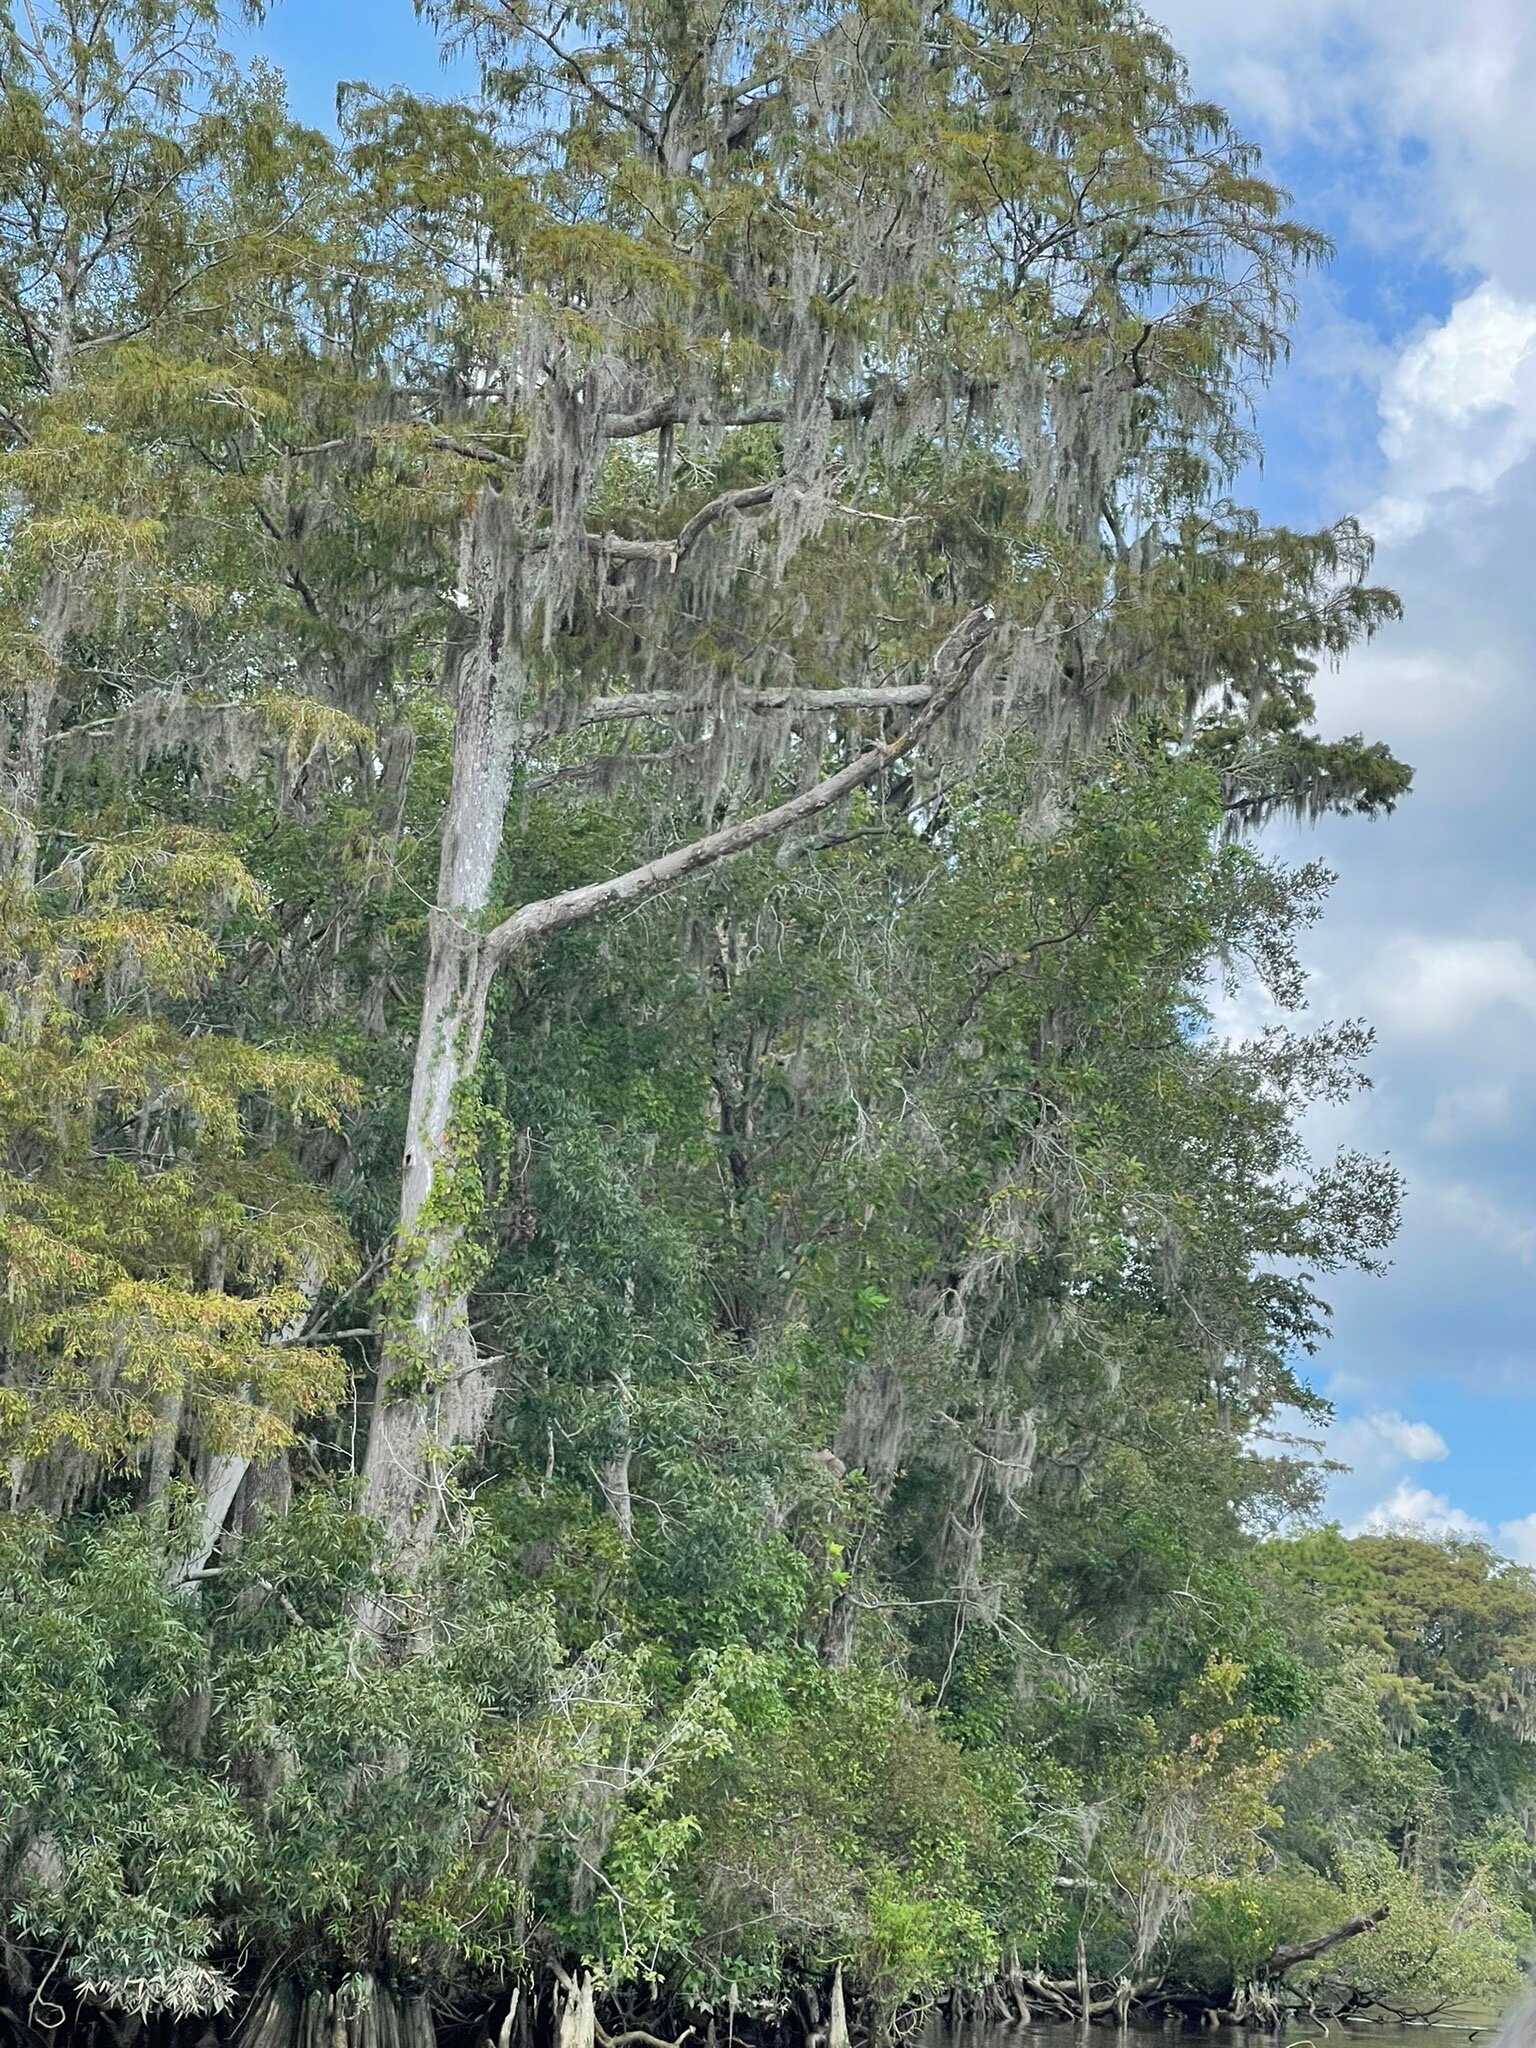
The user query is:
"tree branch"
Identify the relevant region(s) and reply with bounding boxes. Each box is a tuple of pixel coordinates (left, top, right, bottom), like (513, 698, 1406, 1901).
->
(587, 480, 778, 563)
(485, 606, 996, 966)
(1254, 1906, 1389, 1977)
(597, 2029, 696, 2048)
(574, 681, 934, 727)
(603, 390, 886, 439)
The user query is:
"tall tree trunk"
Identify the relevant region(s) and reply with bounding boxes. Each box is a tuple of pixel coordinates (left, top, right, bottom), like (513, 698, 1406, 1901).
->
(359, 604, 994, 1596)
(4, 228, 79, 888)
(360, 596, 526, 1578)
(169, 1445, 253, 1588)
(1, 573, 71, 888)
(151, 1260, 317, 1586)
(244, 1976, 435, 2048)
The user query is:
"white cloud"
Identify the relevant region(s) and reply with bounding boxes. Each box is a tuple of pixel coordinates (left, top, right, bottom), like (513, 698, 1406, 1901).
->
(1282, 1407, 1451, 1530)
(1385, 287, 1536, 434)
(1421, 1180, 1536, 1265)
(1355, 1478, 1487, 1540)
(1353, 1488, 1536, 1573)
(1424, 1081, 1513, 1145)
(1349, 1482, 1536, 1572)
(1366, 1413, 1447, 1462)
(1206, 975, 1285, 1047)
(1309, 645, 1503, 746)
(1361, 935, 1536, 1037)
(1327, 1407, 1445, 1489)
(1135, 4, 1536, 1573)
(1267, 1406, 1536, 1573)
(1147, 1, 1536, 284)
(1372, 285, 1536, 538)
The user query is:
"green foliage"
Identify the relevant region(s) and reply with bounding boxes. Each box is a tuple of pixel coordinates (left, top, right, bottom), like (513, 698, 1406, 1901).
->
(1, 0, 1504, 2039)
(0, 831, 355, 1466)
(0, 1513, 252, 2018)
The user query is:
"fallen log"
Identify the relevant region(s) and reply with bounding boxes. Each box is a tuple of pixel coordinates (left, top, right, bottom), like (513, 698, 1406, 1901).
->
(1254, 1906, 1390, 1978)
(598, 2032, 696, 2048)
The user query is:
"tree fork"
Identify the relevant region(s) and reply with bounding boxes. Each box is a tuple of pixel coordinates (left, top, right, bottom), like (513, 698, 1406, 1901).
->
(358, 607, 996, 1589)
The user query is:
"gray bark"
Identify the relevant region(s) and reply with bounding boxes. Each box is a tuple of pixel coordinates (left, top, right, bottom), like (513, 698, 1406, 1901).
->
(1254, 1906, 1389, 1976)
(828, 1967, 850, 2048)
(244, 1976, 435, 2048)
(169, 1447, 252, 1588)
(598, 1450, 635, 1542)
(1, 573, 72, 886)
(359, 601, 527, 1579)
(144, 1390, 184, 1505)
(359, 603, 995, 1592)
(555, 1975, 596, 2048)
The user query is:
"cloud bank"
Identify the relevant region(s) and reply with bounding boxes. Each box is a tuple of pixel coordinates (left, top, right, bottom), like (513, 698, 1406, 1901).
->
(1155, 1, 1536, 1559)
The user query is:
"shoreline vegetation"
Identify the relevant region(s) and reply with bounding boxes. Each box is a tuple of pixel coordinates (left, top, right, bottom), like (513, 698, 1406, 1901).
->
(1, 0, 1531, 2044)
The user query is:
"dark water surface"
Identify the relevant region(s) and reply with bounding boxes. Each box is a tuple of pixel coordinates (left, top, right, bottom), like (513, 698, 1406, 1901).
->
(929, 2011, 1515, 2048)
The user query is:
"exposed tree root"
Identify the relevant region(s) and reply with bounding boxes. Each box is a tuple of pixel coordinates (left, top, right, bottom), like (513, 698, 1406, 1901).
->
(242, 1976, 434, 2048)
(13, 1916, 1438, 2048)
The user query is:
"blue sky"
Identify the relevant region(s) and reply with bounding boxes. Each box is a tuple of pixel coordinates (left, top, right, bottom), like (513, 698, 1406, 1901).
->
(241, 0, 1536, 1553)
(1154, 0, 1536, 1553)
(231, 7, 463, 122)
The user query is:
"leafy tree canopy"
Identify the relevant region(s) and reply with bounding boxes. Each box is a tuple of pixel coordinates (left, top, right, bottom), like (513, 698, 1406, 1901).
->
(3, 5, 1515, 2048)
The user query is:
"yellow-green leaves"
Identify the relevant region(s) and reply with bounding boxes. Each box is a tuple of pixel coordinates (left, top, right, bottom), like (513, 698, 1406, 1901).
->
(0, 819, 355, 1468)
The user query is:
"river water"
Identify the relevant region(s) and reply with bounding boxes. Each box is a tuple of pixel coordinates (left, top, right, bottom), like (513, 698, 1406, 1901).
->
(929, 2010, 1518, 2048)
